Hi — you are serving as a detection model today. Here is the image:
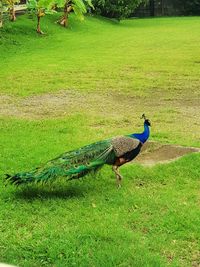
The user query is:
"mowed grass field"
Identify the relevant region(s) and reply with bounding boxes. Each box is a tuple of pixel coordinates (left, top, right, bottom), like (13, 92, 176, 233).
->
(0, 14, 200, 267)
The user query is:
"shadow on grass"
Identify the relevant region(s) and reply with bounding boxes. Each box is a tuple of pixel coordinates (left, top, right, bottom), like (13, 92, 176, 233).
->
(14, 183, 87, 200)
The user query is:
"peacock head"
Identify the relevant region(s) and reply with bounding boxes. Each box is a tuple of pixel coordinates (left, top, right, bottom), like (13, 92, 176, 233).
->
(141, 114, 151, 127)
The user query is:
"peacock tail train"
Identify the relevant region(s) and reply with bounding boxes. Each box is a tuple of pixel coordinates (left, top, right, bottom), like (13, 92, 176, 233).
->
(6, 139, 116, 185)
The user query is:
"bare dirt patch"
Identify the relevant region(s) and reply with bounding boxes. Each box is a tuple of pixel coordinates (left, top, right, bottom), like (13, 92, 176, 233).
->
(0, 89, 199, 124)
(0, 90, 139, 119)
(0, 90, 199, 165)
(135, 141, 200, 166)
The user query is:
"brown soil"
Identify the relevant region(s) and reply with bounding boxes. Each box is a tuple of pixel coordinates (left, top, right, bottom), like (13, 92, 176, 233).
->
(135, 141, 200, 166)
(0, 90, 199, 124)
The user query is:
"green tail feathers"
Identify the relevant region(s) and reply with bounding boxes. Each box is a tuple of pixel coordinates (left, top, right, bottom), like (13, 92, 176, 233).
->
(5, 160, 105, 185)
(6, 139, 116, 185)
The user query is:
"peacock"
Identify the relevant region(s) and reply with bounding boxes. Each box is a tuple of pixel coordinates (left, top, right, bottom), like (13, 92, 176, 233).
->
(5, 114, 151, 187)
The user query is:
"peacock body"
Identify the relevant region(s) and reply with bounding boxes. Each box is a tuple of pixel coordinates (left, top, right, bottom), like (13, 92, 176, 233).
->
(6, 115, 151, 186)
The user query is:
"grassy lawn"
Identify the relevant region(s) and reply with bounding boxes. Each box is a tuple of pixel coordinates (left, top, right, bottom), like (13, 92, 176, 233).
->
(0, 14, 200, 266)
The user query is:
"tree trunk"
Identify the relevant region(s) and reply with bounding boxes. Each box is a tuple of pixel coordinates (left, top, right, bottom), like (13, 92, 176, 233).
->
(36, 9, 45, 34)
(36, 15, 43, 34)
(9, 5, 16, 21)
(59, 4, 72, 27)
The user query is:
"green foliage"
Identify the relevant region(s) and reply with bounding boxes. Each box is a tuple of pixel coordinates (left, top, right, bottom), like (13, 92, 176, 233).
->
(5, 0, 20, 8)
(27, 0, 55, 14)
(0, 0, 16, 26)
(92, 0, 147, 19)
(27, 0, 56, 33)
(72, 0, 87, 20)
(0, 0, 4, 27)
(55, 0, 93, 22)
(72, 0, 94, 20)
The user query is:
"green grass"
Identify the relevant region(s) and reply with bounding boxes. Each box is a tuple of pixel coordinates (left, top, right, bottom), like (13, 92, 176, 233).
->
(0, 14, 200, 267)
(1, 15, 200, 98)
(0, 14, 200, 147)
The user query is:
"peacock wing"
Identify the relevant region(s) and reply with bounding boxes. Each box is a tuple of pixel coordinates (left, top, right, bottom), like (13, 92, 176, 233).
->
(111, 136, 140, 157)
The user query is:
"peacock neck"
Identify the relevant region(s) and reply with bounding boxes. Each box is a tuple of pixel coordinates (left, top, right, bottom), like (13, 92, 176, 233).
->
(130, 124, 150, 144)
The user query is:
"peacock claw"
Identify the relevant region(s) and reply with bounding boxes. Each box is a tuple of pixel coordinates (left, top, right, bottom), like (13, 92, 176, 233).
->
(116, 173, 123, 188)
(117, 182, 122, 189)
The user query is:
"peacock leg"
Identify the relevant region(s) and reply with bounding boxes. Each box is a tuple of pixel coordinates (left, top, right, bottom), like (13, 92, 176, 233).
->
(112, 165, 123, 188)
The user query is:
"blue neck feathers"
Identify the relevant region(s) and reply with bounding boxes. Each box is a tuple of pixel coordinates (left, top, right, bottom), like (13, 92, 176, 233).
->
(129, 123, 150, 144)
